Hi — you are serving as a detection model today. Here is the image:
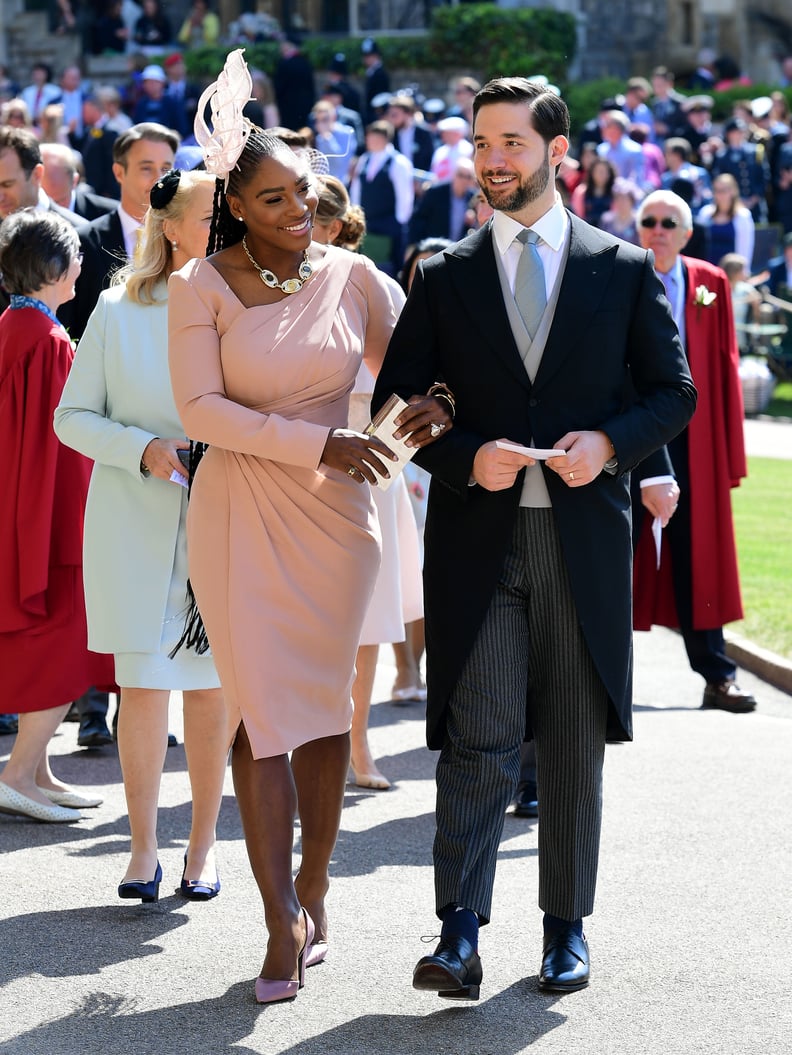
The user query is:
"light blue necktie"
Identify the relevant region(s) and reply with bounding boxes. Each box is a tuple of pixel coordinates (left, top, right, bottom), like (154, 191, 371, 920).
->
(514, 229, 546, 338)
(660, 269, 677, 322)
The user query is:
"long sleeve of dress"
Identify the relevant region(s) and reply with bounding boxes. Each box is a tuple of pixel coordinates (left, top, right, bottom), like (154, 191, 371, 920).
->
(54, 293, 156, 482)
(168, 264, 334, 469)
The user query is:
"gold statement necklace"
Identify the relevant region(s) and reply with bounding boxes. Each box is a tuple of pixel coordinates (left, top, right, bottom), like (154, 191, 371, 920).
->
(241, 236, 313, 294)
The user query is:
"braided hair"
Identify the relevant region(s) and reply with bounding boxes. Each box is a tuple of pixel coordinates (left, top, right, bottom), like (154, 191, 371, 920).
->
(206, 128, 295, 254)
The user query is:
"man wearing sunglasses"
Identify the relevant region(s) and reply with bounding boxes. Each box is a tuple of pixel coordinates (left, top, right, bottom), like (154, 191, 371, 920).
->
(634, 189, 755, 714)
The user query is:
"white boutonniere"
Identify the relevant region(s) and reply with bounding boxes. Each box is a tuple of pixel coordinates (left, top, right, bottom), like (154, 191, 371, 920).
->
(694, 285, 717, 312)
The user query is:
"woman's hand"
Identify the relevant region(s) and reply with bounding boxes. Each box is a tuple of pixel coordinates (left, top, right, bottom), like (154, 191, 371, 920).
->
(141, 437, 190, 481)
(321, 429, 398, 485)
(392, 394, 454, 448)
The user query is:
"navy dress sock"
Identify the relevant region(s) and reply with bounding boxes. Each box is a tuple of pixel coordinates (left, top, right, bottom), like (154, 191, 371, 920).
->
(543, 913, 583, 937)
(440, 906, 479, 949)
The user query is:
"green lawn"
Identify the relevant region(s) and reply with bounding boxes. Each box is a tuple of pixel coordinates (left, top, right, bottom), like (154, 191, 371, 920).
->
(729, 455, 792, 659)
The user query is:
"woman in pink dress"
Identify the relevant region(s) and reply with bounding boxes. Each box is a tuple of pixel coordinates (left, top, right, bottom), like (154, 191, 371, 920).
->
(168, 51, 452, 1004)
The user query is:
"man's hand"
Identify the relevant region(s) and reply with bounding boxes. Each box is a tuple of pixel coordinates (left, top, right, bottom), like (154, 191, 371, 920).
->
(641, 480, 680, 526)
(472, 440, 535, 491)
(546, 430, 613, 487)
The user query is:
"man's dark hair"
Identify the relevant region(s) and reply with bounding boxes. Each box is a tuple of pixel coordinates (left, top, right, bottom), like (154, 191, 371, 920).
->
(112, 122, 180, 168)
(0, 126, 41, 176)
(472, 78, 570, 142)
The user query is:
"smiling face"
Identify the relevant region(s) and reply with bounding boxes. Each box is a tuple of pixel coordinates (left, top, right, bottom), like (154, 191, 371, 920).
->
(473, 102, 567, 222)
(226, 150, 318, 256)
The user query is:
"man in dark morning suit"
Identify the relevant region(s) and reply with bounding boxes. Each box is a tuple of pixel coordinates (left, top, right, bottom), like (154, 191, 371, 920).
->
(372, 78, 697, 997)
(632, 189, 756, 714)
(61, 122, 179, 342)
(408, 157, 477, 245)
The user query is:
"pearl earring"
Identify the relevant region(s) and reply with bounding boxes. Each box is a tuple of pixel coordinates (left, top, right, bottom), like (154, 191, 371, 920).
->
(237, 215, 244, 222)
(171, 241, 179, 249)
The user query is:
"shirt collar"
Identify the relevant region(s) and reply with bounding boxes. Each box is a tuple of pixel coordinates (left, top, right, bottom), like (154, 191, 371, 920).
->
(491, 196, 568, 256)
(657, 255, 684, 288)
(118, 205, 142, 241)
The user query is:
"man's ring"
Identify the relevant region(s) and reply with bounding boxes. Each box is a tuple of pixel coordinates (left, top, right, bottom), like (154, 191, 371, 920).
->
(347, 466, 357, 477)
(429, 422, 445, 438)
(569, 471, 575, 481)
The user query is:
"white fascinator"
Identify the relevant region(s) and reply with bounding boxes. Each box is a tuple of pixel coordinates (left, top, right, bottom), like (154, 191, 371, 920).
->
(194, 49, 254, 186)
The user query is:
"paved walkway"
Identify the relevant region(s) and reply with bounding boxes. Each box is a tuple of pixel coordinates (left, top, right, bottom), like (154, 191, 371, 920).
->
(1, 416, 788, 1055)
(2, 629, 791, 1055)
(742, 416, 791, 459)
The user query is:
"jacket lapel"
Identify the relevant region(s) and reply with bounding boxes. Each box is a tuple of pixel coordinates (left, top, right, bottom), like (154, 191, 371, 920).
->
(534, 213, 621, 391)
(445, 223, 531, 390)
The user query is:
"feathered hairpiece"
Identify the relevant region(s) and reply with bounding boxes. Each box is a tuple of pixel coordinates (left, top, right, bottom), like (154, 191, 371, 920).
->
(194, 49, 254, 186)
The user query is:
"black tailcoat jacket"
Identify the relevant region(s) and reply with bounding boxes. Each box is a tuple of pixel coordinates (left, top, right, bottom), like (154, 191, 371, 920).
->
(373, 213, 697, 748)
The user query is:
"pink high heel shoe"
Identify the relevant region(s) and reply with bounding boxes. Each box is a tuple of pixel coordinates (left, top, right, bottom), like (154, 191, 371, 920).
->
(305, 940, 328, 968)
(254, 908, 315, 1004)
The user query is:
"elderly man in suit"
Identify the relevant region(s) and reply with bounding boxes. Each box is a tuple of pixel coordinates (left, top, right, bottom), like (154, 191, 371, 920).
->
(0, 126, 84, 309)
(408, 157, 478, 245)
(633, 189, 755, 713)
(373, 77, 696, 998)
(40, 143, 119, 221)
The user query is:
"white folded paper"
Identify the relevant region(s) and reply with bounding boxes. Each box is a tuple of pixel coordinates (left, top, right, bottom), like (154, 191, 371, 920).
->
(495, 440, 566, 459)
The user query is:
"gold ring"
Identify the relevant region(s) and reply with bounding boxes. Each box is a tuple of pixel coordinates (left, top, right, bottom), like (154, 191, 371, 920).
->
(347, 466, 356, 477)
(569, 471, 575, 481)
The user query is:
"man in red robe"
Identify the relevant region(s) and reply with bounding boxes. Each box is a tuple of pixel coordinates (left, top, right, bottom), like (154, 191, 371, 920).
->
(633, 189, 755, 713)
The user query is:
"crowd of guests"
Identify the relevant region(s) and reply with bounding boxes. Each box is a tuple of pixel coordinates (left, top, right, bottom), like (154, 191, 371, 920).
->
(0, 37, 777, 1006)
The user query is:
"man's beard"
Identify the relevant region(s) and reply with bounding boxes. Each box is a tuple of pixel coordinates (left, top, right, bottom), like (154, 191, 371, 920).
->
(481, 152, 551, 213)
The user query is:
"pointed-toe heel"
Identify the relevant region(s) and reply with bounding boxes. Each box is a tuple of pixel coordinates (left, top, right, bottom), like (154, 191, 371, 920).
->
(179, 851, 221, 901)
(254, 908, 315, 1004)
(305, 941, 328, 968)
(118, 861, 162, 903)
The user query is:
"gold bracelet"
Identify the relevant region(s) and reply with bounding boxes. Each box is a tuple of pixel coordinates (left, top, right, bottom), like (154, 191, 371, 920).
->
(427, 383, 456, 418)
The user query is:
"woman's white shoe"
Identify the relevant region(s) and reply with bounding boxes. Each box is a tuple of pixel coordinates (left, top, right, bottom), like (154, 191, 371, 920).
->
(0, 781, 82, 822)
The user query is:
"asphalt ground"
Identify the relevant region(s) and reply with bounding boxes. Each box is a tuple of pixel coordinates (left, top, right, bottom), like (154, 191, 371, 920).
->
(1, 417, 790, 1055)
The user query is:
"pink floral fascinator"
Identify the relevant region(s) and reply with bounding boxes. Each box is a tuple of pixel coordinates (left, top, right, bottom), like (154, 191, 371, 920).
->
(194, 49, 254, 186)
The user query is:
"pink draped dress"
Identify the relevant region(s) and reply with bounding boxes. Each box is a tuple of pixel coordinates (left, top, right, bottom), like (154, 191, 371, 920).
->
(168, 245, 399, 758)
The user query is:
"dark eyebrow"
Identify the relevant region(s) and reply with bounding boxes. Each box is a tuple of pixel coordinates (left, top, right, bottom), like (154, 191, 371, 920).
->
(255, 174, 310, 197)
(473, 131, 524, 142)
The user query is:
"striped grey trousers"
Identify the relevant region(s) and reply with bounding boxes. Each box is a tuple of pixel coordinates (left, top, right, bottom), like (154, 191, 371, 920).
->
(433, 507, 609, 924)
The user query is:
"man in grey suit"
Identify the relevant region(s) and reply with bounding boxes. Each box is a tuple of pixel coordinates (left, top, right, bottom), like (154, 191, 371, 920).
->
(373, 78, 697, 997)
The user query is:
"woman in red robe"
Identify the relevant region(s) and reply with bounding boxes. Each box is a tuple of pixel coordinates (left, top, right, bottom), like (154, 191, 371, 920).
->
(0, 210, 113, 823)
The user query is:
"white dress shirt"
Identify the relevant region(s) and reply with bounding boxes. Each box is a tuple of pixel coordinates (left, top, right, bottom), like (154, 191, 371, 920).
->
(350, 144, 415, 225)
(490, 196, 568, 299)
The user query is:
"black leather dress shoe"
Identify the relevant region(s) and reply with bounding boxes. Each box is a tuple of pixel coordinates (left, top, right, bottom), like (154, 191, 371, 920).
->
(412, 935, 482, 1000)
(702, 680, 756, 713)
(513, 781, 539, 818)
(538, 927, 590, 993)
(0, 714, 19, 735)
(77, 717, 114, 748)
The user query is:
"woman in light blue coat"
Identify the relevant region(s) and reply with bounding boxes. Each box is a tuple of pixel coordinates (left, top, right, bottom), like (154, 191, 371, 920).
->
(55, 169, 231, 902)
